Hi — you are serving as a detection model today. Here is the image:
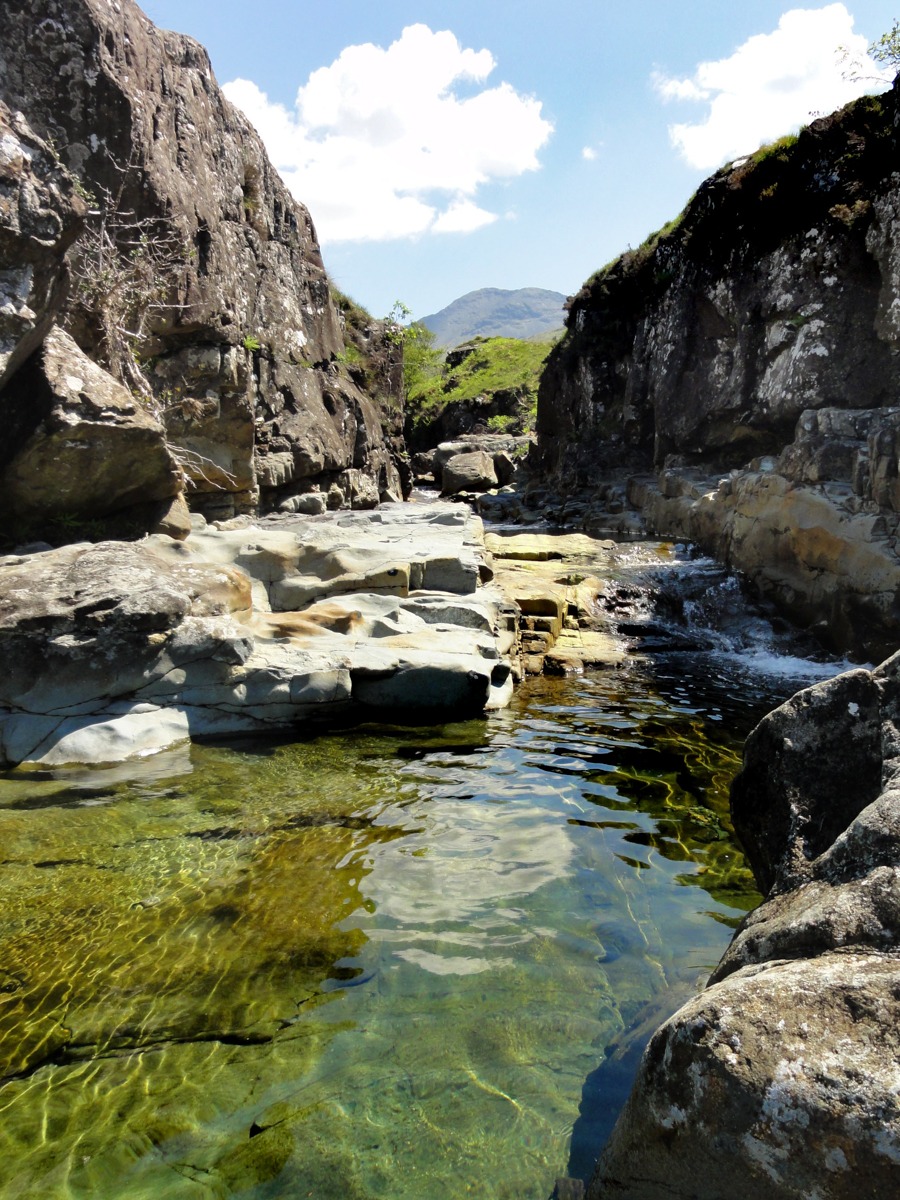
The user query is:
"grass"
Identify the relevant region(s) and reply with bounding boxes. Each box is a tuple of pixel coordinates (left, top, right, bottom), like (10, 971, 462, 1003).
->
(405, 335, 556, 435)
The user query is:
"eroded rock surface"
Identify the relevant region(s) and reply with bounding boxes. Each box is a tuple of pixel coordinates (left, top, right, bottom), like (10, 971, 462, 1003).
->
(0, 99, 84, 391)
(589, 658, 900, 1200)
(0, 504, 514, 766)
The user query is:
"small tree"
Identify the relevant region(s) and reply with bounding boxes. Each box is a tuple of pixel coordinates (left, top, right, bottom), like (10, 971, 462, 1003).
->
(840, 19, 900, 83)
(869, 19, 900, 70)
(67, 154, 193, 410)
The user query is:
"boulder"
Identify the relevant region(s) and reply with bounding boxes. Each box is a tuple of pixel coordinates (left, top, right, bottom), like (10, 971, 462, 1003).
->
(591, 953, 900, 1200)
(589, 656, 900, 1200)
(0, 327, 182, 528)
(441, 450, 498, 495)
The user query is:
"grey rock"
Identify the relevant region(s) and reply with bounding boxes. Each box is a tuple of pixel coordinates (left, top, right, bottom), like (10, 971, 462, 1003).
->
(0, 100, 84, 391)
(590, 656, 900, 1200)
(441, 450, 498, 495)
(0, 327, 182, 524)
(0, 504, 514, 766)
(591, 952, 900, 1200)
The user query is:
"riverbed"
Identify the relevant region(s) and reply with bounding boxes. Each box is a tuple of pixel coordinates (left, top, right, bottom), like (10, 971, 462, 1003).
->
(0, 539, 849, 1199)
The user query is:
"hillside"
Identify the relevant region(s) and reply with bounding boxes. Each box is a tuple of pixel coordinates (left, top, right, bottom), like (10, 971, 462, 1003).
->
(420, 287, 565, 348)
(404, 334, 556, 450)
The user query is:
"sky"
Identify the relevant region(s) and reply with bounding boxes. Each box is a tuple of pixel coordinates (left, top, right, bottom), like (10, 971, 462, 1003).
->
(138, 1, 897, 322)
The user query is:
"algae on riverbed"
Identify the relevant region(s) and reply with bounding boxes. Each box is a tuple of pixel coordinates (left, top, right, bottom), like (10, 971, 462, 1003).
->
(0, 659, 762, 1199)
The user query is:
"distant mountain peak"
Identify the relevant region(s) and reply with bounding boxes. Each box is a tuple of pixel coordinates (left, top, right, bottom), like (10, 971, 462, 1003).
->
(420, 287, 566, 348)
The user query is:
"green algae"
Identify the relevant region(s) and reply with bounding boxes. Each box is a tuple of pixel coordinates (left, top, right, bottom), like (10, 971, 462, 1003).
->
(0, 660, 767, 1199)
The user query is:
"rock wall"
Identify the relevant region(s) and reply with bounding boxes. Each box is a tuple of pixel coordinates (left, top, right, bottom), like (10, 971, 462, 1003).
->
(589, 658, 900, 1199)
(536, 82, 900, 658)
(0, 0, 405, 535)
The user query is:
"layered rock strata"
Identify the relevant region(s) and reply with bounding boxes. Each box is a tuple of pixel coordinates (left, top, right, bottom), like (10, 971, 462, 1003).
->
(588, 658, 900, 1199)
(536, 81, 900, 659)
(0, 505, 515, 767)
(0, 0, 404, 534)
(627, 406, 900, 660)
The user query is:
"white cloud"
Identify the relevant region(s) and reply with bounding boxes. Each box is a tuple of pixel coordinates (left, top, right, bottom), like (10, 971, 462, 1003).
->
(653, 4, 893, 170)
(582, 146, 597, 161)
(224, 24, 552, 243)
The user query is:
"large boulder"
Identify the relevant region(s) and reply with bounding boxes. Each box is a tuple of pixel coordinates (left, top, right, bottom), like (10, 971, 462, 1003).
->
(589, 657, 900, 1200)
(433, 434, 530, 494)
(441, 450, 499, 495)
(0, 99, 84, 391)
(0, 327, 182, 529)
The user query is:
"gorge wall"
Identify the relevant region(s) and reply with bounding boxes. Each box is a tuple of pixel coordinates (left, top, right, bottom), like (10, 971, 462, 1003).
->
(0, 0, 405, 540)
(536, 74, 900, 1200)
(537, 80, 900, 661)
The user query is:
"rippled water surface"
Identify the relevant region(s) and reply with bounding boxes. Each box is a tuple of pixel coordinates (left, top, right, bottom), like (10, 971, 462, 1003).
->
(0, 574, 827, 1199)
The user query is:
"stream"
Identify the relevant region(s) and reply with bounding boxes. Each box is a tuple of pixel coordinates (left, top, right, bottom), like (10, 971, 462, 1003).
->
(0, 539, 853, 1199)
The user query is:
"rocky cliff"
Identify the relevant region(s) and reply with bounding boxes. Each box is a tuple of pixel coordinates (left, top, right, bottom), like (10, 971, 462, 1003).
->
(536, 81, 900, 659)
(0, 0, 405, 539)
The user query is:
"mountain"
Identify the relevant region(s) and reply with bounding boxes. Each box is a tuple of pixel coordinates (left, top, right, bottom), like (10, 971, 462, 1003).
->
(420, 287, 566, 348)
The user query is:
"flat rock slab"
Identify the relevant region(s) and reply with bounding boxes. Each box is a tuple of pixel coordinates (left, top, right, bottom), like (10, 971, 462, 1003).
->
(0, 504, 511, 767)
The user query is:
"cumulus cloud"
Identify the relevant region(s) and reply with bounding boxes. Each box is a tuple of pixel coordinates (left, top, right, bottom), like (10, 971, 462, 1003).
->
(582, 146, 598, 161)
(653, 4, 893, 169)
(224, 24, 552, 243)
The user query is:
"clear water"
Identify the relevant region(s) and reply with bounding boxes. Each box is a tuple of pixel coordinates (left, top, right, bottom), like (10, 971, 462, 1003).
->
(0, 558, 837, 1199)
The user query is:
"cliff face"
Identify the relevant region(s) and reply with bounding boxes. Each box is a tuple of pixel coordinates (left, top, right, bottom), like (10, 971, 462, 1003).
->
(0, 0, 405, 533)
(536, 81, 900, 658)
(538, 85, 900, 478)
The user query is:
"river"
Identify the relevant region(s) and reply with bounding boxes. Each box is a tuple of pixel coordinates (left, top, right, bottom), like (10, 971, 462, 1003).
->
(0, 538, 853, 1199)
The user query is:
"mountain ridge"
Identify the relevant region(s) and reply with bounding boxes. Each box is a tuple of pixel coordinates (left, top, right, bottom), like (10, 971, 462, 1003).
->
(420, 286, 566, 348)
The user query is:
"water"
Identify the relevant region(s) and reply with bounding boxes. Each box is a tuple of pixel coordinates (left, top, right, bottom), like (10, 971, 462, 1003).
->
(0, 543, 847, 1199)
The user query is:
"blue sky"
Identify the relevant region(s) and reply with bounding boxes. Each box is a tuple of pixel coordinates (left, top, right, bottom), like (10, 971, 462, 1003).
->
(140, 1, 897, 321)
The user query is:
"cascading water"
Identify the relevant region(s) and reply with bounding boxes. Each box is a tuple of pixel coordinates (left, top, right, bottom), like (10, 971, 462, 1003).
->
(0, 537, 854, 1200)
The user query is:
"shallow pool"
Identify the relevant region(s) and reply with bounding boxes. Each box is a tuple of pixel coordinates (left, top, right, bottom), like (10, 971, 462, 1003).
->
(0, 626, 796, 1200)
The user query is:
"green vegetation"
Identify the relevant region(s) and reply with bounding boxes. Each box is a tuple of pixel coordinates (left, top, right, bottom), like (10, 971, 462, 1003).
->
(242, 334, 261, 352)
(402, 321, 443, 410)
(334, 342, 363, 366)
(870, 19, 900, 69)
(747, 132, 799, 168)
(404, 333, 556, 437)
(331, 285, 373, 337)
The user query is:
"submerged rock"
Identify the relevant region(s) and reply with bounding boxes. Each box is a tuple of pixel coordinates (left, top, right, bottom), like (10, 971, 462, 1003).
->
(589, 656, 900, 1199)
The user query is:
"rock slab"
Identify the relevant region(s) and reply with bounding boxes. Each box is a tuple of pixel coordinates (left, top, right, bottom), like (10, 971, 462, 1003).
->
(0, 504, 512, 767)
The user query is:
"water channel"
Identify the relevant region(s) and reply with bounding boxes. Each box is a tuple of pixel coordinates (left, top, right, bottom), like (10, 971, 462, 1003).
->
(0, 539, 853, 1199)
